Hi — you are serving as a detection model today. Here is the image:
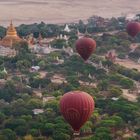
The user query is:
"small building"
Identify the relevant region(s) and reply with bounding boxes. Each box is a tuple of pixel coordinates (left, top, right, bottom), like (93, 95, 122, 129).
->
(112, 97, 119, 101)
(32, 109, 44, 115)
(31, 66, 40, 72)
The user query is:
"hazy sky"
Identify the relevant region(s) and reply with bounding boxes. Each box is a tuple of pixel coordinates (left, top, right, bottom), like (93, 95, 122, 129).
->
(0, 0, 140, 26)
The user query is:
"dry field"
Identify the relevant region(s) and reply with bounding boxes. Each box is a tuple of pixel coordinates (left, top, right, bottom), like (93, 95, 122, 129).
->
(116, 58, 140, 72)
(1, 0, 140, 25)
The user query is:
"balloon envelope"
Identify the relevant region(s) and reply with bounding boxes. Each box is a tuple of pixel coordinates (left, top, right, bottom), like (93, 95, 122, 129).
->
(75, 37, 96, 61)
(60, 91, 95, 132)
(126, 22, 140, 37)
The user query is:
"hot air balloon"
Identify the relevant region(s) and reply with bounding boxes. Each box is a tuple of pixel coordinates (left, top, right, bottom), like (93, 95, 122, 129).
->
(126, 22, 140, 37)
(60, 91, 95, 133)
(75, 37, 96, 61)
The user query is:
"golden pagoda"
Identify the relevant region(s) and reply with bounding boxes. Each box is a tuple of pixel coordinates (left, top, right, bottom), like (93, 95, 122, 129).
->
(1, 21, 22, 47)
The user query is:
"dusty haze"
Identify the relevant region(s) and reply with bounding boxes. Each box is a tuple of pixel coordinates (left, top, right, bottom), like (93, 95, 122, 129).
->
(0, 0, 140, 26)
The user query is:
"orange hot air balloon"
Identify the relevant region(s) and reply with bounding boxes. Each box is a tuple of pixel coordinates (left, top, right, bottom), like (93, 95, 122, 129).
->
(60, 91, 95, 132)
(126, 22, 140, 37)
(75, 37, 96, 61)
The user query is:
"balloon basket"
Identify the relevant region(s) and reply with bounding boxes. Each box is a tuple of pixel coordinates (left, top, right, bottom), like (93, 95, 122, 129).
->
(72, 131, 80, 140)
(73, 131, 80, 136)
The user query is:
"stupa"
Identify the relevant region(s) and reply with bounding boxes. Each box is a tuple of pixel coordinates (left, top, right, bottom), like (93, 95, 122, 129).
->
(1, 21, 21, 47)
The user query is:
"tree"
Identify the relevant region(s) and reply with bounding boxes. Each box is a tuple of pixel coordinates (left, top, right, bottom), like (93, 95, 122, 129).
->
(0, 80, 16, 102)
(66, 76, 80, 88)
(78, 20, 86, 33)
(97, 80, 109, 91)
(120, 78, 134, 89)
(27, 99, 43, 109)
(52, 131, 70, 140)
(129, 46, 140, 60)
(0, 26, 6, 38)
(0, 112, 6, 123)
(51, 39, 66, 49)
(38, 60, 46, 69)
(81, 121, 93, 134)
(91, 132, 112, 140)
(135, 128, 140, 136)
(110, 115, 124, 128)
(14, 41, 30, 54)
(0, 129, 16, 140)
(108, 86, 122, 97)
(4, 118, 26, 130)
(45, 100, 59, 113)
(15, 126, 27, 136)
(16, 59, 31, 72)
(41, 123, 55, 136)
(95, 127, 110, 134)
(28, 129, 39, 137)
(100, 119, 116, 128)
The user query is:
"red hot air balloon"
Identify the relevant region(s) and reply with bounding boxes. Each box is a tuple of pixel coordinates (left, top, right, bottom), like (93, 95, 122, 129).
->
(60, 91, 95, 132)
(126, 22, 140, 37)
(75, 37, 96, 61)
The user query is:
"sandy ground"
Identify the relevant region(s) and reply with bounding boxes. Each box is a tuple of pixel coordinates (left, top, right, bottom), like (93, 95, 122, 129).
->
(116, 58, 140, 72)
(39, 71, 47, 79)
(122, 89, 137, 102)
(1, 0, 140, 26)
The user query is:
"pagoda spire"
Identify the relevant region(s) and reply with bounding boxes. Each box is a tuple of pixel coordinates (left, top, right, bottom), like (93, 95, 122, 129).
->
(7, 20, 17, 36)
(10, 20, 13, 26)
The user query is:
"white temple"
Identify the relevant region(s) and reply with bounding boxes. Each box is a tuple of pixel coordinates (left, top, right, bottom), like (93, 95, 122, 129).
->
(64, 24, 71, 32)
(88, 73, 92, 79)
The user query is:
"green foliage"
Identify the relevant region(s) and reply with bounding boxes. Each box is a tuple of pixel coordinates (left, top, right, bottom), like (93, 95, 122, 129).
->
(52, 131, 71, 140)
(51, 39, 67, 49)
(28, 129, 39, 137)
(0, 26, 6, 37)
(108, 86, 122, 97)
(0, 129, 16, 140)
(95, 127, 110, 134)
(91, 132, 112, 140)
(0, 17, 140, 140)
(135, 128, 140, 135)
(16, 59, 31, 71)
(120, 78, 134, 89)
(0, 81, 16, 102)
(97, 80, 109, 91)
(27, 99, 43, 109)
(45, 99, 59, 113)
(41, 123, 55, 136)
(129, 47, 140, 60)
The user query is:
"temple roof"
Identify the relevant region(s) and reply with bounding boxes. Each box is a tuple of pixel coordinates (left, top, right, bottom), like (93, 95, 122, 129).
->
(6, 21, 17, 36)
(0, 21, 22, 47)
